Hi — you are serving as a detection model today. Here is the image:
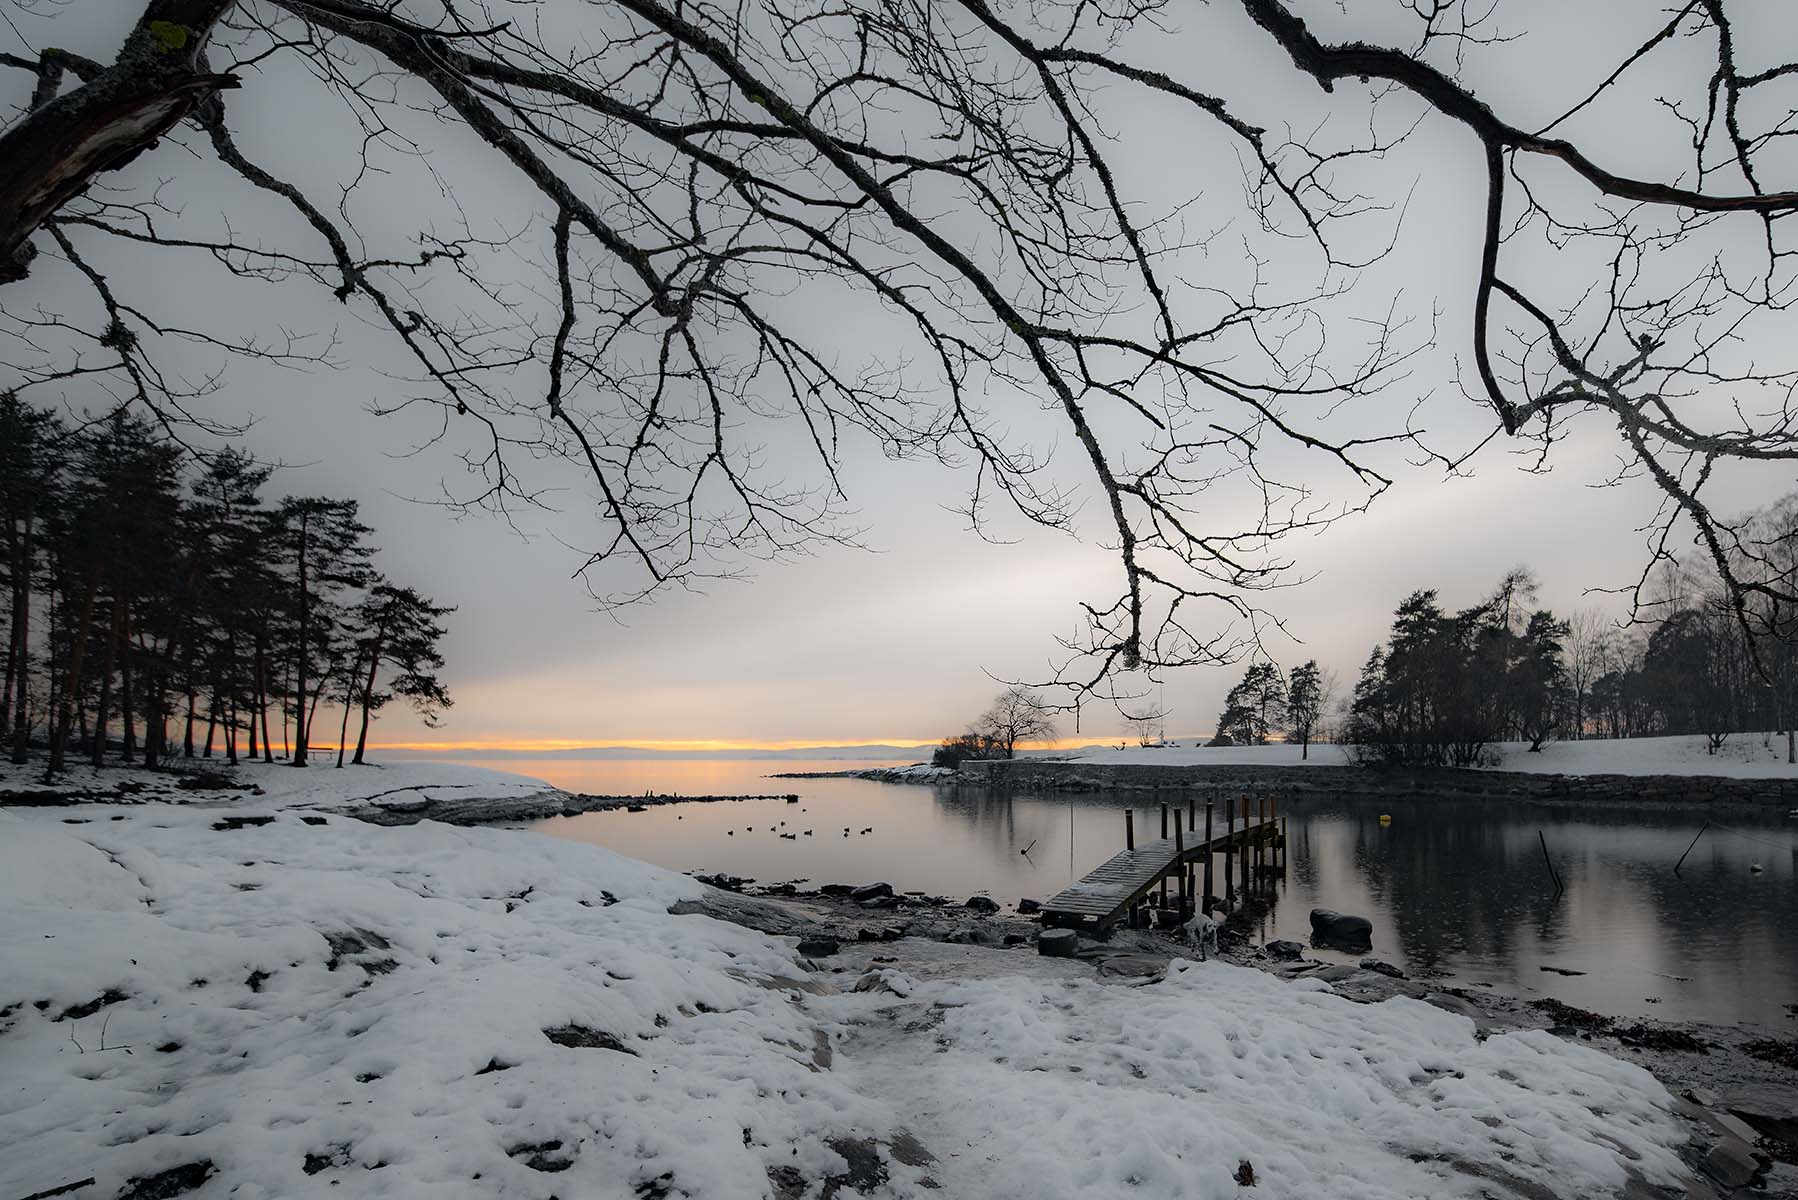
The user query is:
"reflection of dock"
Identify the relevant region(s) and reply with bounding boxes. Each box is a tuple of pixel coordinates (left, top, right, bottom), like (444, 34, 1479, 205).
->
(1041, 798, 1283, 934)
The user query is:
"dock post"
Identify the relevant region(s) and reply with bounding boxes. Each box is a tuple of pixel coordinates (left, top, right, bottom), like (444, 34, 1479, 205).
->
(1269, 795, 1279, 877)
(1125, 808, 1135, 851)
(1161, 802, 1169, 840)
(1174, 821, 1188, 917)
(1188, 796, 1196, 831)
(1257, 795, 1268, 889)
(1202, 801, 1215, 912)
(1280, 816, 1288, 874)
(1224, 794, 1235, 905)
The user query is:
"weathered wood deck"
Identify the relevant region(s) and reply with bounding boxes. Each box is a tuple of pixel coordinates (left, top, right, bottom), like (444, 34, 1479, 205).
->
(1040, 814, 1278, 933)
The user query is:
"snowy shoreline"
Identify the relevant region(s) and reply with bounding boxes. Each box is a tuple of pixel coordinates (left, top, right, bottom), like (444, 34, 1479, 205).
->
(1, 760, 1783, 1198)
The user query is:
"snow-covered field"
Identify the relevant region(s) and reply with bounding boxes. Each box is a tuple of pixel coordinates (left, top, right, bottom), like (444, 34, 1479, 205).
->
(1055, 732, 1797, 778)
(1, 761, 1696, 1198)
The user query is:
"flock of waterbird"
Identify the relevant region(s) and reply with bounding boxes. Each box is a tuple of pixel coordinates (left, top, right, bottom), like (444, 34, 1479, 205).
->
(720, 811, 875, 840)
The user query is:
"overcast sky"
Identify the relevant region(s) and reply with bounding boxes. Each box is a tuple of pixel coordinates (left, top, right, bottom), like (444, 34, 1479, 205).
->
(6, 0, 1789, 751)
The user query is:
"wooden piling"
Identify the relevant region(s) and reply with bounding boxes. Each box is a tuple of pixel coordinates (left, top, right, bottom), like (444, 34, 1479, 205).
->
(1224, 794, 1236, 904)
(1161, 802, 1169, 840)
(1258, 798, 1272, 892)
(1187, 796, 1196, 831)
(1202, 801, 1215, 912)
(1280, 816, 1288, 873)
(1125, 809, 1135, 851)
(1174, 822, 1187, 916)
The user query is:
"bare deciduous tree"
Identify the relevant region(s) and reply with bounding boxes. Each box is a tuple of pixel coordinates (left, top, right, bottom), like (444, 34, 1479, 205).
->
(5, 0, 1797, 714)
(974, 686, 1057, 760)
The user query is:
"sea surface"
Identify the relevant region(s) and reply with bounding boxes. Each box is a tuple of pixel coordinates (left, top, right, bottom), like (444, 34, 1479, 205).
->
(475, 757, 1798, 1030)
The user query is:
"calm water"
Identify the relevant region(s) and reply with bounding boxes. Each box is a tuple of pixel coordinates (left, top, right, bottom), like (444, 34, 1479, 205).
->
(499, 758, 1798, 1030)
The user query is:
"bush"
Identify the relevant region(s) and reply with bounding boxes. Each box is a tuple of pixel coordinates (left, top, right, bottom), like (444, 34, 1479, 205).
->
(933, 731, 1002, 768)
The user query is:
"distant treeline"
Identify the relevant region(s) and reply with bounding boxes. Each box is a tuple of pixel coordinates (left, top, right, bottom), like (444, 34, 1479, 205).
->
(1209, 524, 1798, 767)
(2, 396, 452, 776)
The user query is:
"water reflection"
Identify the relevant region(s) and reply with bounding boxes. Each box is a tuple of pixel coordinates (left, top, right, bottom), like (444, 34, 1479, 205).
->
(507, 757, 1798, 1029)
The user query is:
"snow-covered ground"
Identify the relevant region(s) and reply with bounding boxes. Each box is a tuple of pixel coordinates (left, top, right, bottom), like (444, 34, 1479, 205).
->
(2, 761, 1696, 1198)
(1054, 732, 1797, 778)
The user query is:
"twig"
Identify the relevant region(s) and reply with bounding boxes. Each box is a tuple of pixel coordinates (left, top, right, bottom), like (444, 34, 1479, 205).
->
(1538, 830, 1564, 896)
(1673, 822, 1709, 875)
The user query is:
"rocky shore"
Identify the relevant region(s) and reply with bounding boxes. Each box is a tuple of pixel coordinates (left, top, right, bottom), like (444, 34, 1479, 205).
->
(957, 758, 1798, 809)
(681, 871, 1797, 1197)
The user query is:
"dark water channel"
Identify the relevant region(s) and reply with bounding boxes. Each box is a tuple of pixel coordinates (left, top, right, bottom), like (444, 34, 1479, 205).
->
(518, 758, 1798, 1030)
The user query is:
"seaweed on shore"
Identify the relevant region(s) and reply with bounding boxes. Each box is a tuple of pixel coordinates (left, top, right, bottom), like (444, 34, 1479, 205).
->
(1742, 1037, 1798, 1071)
(1527, 998, 1613, 1031)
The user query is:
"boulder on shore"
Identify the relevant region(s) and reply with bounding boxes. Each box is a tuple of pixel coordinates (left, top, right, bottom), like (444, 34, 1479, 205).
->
(1038, 929, 1079, 958)
(1310, 908, 1373, 948)
(1264, 939, 1305, 961)
(850, 882, 893, 903)
(965, 895, 1000, 913)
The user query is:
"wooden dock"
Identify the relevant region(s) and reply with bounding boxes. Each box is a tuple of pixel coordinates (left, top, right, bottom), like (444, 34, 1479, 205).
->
(1040, 797, 1284, 934)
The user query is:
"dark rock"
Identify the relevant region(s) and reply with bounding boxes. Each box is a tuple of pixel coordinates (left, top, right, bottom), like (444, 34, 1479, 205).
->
(300, 815, 328, 826)
(59, 987, 127, 1022)
(1702, 1137, 1768, 1189)
(856, 928, 880, 942)
(176, 771, 243, 791)
(544, 1024, 636, 1053)
(823, 1136, 888, 1198)
(964, 895, 1000, 913)
(211, 814, 275, 831)
(1264, 940, 1305, 961)
(118, 1161, 215, 1200)
(1359, 958, 1406, 979)
(1611, 1023, 1711, 1054)
(1038, 929, 1079, 958)
(1235, 1159, 1257, 1187)
(858, 895, 899, 909)
(945, 927, 989, 945)
(881, 926, 907, 942)
(797, 938, 841, 958)
(1308, 909, 1373, 949)
(1424, 992, 1484, 1020)
(1015, 898, 1041, 915)
(509, 1139, 575, 1173)
(850, 882, 893, 903)
(1003, 934, 1028, 947)
(819, 884, 854, 896)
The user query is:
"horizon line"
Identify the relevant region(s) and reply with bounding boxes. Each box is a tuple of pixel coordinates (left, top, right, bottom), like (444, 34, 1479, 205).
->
(355, 735, 1172, 754)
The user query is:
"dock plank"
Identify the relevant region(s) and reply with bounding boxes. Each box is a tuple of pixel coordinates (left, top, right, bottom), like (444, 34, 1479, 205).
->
(1040, 816, 1275, 930)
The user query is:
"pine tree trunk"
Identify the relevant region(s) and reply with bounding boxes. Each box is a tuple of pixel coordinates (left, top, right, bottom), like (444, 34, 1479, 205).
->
(183, 689, 196, 757)
(119, 599, 136, 762)
(291, 509, 310, 767)
(202, 695, 216, 759)
(90, 598, 117, 766)
(46, 572, 97, 775)
(352, 639, 381, 765)
(8, 496, 34, 764)
(246, 634, 260, 760)
(335, 668, 354, 768)
(225, 696, 237, 765)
